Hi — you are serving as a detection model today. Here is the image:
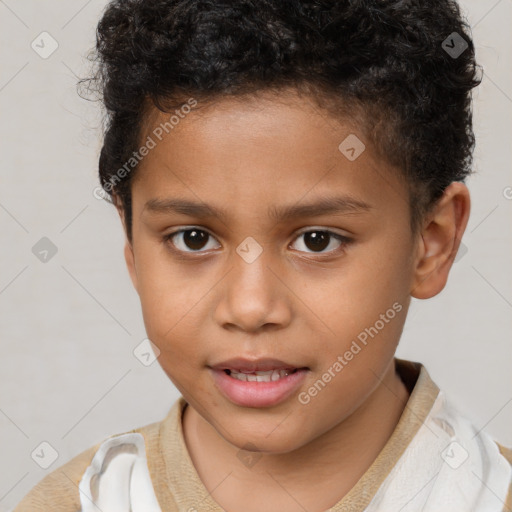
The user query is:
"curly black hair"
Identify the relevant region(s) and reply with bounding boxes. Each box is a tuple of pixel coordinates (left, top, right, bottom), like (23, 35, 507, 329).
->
(86, 0, 482, 243)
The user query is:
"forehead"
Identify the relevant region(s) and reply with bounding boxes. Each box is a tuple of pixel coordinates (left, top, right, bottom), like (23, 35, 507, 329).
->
(132, 91, 409, 225)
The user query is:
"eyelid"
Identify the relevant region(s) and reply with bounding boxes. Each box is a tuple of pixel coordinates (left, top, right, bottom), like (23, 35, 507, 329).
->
(163, 225, 351, 256)
(293, 225, 350, 238)
(289, 227, 351, 256)
(163, 225, 220, 255)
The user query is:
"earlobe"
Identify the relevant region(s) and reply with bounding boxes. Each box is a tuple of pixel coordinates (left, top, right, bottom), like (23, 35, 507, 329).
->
(411, 182, 470, 300)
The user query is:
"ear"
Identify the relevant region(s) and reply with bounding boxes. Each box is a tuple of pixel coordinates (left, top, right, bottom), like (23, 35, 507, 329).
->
(113, 194, 139, 294)
(411, 182, 471, 299)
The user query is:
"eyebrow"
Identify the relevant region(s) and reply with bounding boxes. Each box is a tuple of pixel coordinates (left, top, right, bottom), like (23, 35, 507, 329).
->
(142, 195, 372, 221)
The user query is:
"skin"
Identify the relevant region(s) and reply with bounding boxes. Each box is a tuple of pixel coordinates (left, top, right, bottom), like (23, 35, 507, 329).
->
(114, 89, 470, 511)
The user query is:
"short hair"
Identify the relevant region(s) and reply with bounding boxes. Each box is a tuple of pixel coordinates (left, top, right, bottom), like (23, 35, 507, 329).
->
(85, 0, 482, 242)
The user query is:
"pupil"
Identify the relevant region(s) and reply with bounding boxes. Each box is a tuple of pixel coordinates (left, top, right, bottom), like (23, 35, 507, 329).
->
(184, 229, 208, 250)
(181, 230, 331, 252)
(305, 231, 329, 252)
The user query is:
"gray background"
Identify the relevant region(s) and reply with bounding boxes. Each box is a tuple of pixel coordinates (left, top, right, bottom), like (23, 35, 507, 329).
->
(0, 0, 511, 510)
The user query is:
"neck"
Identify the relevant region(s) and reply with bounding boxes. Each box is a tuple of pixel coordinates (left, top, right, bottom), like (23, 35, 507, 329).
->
(183, 359, 411, 511)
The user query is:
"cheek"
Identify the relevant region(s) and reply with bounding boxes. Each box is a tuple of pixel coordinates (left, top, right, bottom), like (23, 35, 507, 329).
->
(348, 228, 413, 308)
(305, 236, 412, 366)
(133, 251, 202, 365)
(134, 244, 200, 329)
(315, 258, 408, 328)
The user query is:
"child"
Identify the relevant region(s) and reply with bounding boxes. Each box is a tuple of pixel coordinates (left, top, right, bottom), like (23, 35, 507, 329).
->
(14, 0, 512, 510)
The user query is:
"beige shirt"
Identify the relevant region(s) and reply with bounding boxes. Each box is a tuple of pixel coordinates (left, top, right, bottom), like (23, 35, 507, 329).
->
(13, 358, 512, 511)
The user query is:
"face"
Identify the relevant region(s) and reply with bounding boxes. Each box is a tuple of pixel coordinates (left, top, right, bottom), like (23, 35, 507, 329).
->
(121, 90, 420, 453)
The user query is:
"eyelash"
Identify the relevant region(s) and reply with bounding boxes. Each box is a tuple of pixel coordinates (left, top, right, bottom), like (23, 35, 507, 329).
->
(162, 227, 352, 258)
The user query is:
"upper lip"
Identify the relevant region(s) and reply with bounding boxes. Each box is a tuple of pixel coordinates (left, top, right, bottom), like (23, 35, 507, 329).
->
(210, 357, 306, 372)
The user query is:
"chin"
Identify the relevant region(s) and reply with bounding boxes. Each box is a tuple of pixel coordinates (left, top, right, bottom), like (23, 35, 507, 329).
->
(215, 415, 311, 454)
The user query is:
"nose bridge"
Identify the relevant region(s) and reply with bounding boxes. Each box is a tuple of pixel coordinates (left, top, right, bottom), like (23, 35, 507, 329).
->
(214, 238, 290, 331)
(230, 237, 276, 303)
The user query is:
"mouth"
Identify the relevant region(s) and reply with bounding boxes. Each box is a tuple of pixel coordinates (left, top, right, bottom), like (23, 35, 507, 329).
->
(209, 358, 309, 408)
(223, 368, 301, 382)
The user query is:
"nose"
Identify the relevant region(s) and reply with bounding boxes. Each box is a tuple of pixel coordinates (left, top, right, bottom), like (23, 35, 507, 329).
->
(213, 249, 292, 334)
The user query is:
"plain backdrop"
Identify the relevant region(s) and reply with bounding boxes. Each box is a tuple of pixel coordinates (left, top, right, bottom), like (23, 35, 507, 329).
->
(0, 0, 511, 510)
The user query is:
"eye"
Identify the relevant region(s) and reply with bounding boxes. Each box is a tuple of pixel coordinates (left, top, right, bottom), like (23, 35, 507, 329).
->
(290, 229, 350, 255)
(163, 228, 220, 253)
(163, 227, 351, 256)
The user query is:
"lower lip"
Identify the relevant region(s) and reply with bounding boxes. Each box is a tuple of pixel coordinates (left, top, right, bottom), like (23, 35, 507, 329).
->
(210, 368, 308, 408)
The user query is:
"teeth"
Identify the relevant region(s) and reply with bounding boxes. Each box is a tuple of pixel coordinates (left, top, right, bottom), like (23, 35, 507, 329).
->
(229, 369, 294, 382)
